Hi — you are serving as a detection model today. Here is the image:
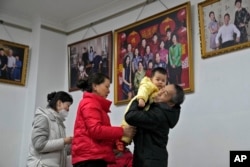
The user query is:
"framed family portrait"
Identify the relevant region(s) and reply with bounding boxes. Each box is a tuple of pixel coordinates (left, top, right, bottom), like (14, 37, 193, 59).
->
(67, 31, 113, 92)
(0, 39, 29, 86)
(198, 0, 250, 58)
(114, 2, 194, 105)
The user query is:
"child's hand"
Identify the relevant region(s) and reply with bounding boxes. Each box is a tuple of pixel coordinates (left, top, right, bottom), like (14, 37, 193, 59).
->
(138, 99, 145, 107)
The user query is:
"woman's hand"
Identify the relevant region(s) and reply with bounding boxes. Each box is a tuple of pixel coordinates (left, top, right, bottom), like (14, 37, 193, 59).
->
(64, 136, 73, 145)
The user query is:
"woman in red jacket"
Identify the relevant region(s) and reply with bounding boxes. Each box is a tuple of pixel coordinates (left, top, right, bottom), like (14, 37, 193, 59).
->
(72, 72, 135, 167)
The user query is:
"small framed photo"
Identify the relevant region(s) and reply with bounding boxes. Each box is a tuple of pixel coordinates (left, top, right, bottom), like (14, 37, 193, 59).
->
(0, 39, 29, 86)
(67, 31, 113, 92)
(198, 0, 250, 58)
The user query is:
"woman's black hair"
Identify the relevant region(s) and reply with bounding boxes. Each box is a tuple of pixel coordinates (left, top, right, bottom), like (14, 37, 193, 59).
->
(171, 33, 179, 41)
(150, 67, 167, 77)
(209, 11, 217, 22)
(123, 55, 130, 68)
(137, 60, 143, 66)
(77, 72, 109, 92)
(47, 91, 73, 111)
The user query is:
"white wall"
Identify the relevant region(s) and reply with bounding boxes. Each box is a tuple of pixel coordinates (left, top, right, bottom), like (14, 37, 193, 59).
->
(0, 23, 33, 167)
(0, 0, 250, 167)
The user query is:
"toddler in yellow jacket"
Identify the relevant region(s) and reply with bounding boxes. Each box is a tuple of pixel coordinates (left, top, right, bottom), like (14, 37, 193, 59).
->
(121, 67, 168, 144)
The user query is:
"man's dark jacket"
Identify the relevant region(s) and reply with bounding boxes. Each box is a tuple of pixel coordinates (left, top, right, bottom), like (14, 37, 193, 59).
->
(125, 100, 181, 167)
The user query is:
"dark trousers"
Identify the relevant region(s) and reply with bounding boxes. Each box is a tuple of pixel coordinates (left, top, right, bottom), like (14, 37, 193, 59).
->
(0, 69, 7, 79)
(169, 66, 182, 84)
(73, 159, 107, 167)
(7, 67, 14, 80)
(221, 40, 235, 48)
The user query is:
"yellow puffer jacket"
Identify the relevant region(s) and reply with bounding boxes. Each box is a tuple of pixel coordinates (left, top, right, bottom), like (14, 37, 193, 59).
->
(121, 76, 159, 144)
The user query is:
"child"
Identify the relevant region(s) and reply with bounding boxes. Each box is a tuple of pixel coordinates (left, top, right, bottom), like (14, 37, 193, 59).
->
(121, 67, 168, 144)
(78, 61, 88, 80)
(108, 140, 133, 167)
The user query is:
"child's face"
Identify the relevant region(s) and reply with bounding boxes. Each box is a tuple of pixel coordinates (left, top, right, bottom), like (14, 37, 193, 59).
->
(151, 72, 167, 89)
(115, 140, 125, 152)
(155, 84, 176, 105)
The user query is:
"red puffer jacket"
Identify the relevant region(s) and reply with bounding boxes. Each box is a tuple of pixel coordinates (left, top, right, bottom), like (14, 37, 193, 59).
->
(72, 92, 124, 165)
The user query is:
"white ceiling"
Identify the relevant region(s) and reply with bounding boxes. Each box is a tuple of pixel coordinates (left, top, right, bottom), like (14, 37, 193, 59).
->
(0, 0, 150, 31)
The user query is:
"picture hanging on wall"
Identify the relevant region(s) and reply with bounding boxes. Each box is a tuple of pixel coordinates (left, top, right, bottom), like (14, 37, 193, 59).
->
(67, 31, 113, 92)
(0, 39, 29, 86)
(198, 0, 250, 58)
(114, 1, 194, 105)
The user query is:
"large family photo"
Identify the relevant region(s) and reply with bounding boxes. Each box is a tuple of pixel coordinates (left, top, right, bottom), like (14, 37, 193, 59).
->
(114, 2, 193, 105)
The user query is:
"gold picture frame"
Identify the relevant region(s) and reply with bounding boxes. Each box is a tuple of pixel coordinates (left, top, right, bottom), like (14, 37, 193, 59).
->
(198, 0, 250, 58)
(114, 2, 194, 105)
(0, 39, 29, 86)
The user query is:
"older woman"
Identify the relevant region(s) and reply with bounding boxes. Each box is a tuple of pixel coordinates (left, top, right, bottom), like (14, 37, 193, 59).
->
(234, 0, 250, 43)
(72, 73, 136, 167)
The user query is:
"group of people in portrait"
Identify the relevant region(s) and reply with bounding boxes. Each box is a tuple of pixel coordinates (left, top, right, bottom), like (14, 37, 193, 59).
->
(117, 9, 189, 101)
(0, 47, 22, 81)
(207, 0, 250, 50)
(69, 44, 109, 89)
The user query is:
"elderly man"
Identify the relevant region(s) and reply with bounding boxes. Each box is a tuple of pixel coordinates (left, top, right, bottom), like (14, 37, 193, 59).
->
(125, 84, 185, 167)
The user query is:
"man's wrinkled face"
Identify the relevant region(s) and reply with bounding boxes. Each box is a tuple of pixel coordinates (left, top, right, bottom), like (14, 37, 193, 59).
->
(155, 84, 176, 105)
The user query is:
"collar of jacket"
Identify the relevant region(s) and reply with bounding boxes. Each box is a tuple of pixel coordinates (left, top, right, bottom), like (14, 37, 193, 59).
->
(83, 91, 112, 113)
(36, 107, 65, 128)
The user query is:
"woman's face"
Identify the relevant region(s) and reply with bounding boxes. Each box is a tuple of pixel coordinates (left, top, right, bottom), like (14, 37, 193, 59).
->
(235, 2, 241, 9)
(93, 78, 110, 98)
(172, 35, 177, 43)
(134, 48, 139, 55)
(126, 56, 130, 64)
(166, 31, 171, 39)
(160, 41, 164, 48)
(146, 45, 150, 53)
(142, 39, 146, 47)
(210, 13, 215, 20)
(155, 53, 160, 63)
(138, 62, 143, 71)
(56, 100, 71, 112)
(153, 35, 158, 43)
